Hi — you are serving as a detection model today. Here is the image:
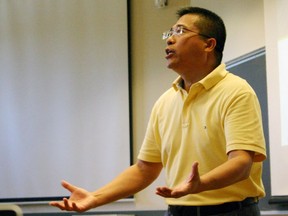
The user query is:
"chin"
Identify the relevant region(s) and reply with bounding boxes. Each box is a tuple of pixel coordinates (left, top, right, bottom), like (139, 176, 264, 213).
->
(166, 61, 175, 69)
(167, 62, 179, 72)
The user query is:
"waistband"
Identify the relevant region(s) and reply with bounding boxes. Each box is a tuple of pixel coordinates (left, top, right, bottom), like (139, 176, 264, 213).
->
(168, 197, 258, 216)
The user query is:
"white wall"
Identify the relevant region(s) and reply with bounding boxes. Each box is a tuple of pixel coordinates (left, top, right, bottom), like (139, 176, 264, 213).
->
(131, 0, 190, 210)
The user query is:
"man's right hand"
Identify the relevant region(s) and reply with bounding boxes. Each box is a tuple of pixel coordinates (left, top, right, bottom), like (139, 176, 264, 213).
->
(49, 180, 96, 212)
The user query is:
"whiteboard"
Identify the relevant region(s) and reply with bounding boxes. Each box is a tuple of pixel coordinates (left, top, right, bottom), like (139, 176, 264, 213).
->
(0, 0, 130, 201)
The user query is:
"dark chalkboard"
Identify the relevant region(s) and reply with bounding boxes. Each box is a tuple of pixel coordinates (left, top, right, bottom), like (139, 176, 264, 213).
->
(226, 47, 272, 210)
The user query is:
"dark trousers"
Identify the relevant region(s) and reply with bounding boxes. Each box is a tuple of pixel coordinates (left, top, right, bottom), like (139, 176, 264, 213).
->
(165, 198, 260, 216)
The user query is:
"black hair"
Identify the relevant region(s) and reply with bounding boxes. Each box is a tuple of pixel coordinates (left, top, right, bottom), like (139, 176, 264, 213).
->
(177, 7, 226, 64)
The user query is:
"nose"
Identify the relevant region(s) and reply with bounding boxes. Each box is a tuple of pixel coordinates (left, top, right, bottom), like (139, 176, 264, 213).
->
(166, 35, 175, 45)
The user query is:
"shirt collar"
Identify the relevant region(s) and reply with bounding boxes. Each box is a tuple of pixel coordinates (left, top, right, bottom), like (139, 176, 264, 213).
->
(172, 63, 228, 91)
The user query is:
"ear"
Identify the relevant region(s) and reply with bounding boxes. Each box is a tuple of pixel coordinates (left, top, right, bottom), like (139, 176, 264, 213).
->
(204, 38, 217, 52)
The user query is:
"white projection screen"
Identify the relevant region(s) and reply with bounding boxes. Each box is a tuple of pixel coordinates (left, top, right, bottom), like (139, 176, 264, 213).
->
(0, 0, 131, 201)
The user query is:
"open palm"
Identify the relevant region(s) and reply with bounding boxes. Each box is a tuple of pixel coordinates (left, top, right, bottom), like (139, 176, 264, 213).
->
(156, 162, 200, 198)
(49, 180, 96, 212)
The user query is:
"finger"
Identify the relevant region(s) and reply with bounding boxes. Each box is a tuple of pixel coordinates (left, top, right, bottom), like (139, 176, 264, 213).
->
(49, 201, 63, 208)
(156, 190, 170, 197)
(49, 201, 67, 211)
(192, 161, 199, 171)
(63, 197, 75, 211)
(61, 180, 77, 193)
(169, 185, 186, 198)
(170, 190, 185, 198)
(72, 202, 85, 213)
(188, 161, 199, 181)
(156, 187, 173, 197)
(156, 187, 172, 194)
(49, 201, 57, 206)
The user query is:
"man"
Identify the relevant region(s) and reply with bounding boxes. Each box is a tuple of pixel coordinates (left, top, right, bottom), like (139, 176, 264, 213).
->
(50, 7, 266, 216)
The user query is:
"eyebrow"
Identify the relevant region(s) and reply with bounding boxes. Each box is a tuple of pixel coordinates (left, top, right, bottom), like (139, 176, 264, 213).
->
(171, 24, 188, 29)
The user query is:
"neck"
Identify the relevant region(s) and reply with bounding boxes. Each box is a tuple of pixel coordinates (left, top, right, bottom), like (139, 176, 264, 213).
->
(179, 63, 219, 92)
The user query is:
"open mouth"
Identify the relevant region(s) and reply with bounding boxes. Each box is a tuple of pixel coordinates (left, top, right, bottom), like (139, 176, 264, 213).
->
(165, 48, 175, 58)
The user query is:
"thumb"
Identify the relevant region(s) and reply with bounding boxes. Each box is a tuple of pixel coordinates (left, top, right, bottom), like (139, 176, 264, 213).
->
(187, 161, 199, 182)
(61, 180, 77, 193)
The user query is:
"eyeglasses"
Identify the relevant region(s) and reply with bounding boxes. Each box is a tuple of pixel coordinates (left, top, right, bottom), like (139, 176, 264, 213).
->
(162, 25, 211, 40)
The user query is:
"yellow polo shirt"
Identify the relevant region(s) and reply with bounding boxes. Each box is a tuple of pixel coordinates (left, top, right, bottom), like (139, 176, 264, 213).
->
(138, 64, 266, 206)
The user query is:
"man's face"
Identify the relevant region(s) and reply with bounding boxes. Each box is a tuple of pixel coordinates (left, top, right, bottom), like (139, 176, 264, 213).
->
(165, 14, 208, 73)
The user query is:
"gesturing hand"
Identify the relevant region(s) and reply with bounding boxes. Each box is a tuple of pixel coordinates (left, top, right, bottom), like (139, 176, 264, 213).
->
(156, 162, 200, 198)
(49, 180, 96, 212)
